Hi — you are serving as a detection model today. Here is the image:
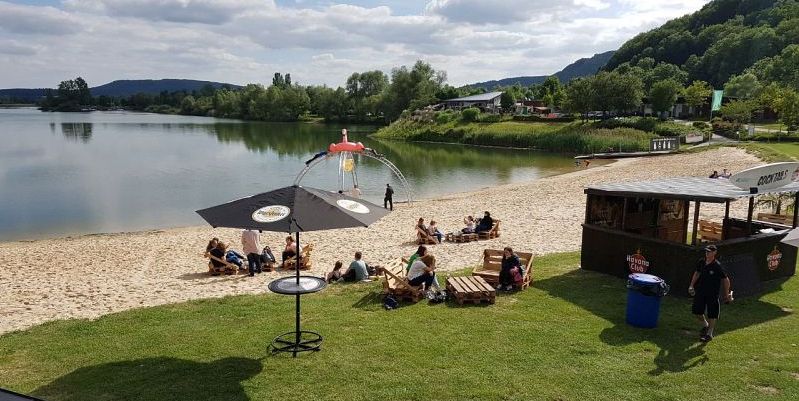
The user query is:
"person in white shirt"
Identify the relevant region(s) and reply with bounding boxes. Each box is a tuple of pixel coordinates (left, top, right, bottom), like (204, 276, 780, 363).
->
(350, 185, 362, 198)
(407, 254, 441, 293)
(241, 229, 261, 276)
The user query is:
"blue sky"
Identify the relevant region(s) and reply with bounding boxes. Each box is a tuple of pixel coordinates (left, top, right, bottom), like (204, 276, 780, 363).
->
(0, 0, 711, 88)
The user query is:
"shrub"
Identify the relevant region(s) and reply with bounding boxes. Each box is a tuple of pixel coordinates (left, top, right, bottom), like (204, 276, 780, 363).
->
(692, 121, 709, 130)
(434, 110, 459, 124)
(479, 113, 502, 123)
(461, 107, 480, 122)
(512, 115, 576, 122)
(711, 117, 738, 139)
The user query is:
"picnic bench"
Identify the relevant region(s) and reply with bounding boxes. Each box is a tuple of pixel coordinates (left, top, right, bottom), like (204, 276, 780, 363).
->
(445, 232, 478, 243)
(472, 249, 534, 289)
(382, 260, 425, 303)
(446, 276, 496, 305)
(478, 220, 501, 240)
(284, 244, 314, 270)
(698, 219, 723, 242)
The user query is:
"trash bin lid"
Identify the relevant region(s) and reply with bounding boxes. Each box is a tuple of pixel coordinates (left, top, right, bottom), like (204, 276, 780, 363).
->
(628, 273, 663, 285)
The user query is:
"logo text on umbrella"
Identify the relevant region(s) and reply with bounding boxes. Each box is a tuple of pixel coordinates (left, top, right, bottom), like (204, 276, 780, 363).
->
(252, 205, 291, 223)
(336, 199, 370, 214)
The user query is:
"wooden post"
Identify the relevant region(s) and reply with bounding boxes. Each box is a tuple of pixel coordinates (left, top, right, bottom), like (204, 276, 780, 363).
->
(794, 192, 799, 228)
(585, 195, 592, 224)
(724, 200, 730, 239)
(691, 201, 701, 246)
(621, 197, 628, 230)
(747, 197, 755, 235)
(682, 200, 690, 244)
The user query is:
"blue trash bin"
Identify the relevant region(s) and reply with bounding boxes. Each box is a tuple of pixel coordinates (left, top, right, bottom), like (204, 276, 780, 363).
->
(625, 273, 669, 328)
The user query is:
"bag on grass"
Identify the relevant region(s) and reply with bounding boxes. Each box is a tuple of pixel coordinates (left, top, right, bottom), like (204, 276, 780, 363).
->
(511, 266, 524, 285)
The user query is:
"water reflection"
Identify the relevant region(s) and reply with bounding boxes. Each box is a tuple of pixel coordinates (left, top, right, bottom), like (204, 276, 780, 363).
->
(61, 123, 93, 143)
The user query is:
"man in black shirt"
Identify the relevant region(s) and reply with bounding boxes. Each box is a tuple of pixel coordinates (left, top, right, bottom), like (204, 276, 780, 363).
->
(384, 183, 394, 211)
(688, 245, 733, 342)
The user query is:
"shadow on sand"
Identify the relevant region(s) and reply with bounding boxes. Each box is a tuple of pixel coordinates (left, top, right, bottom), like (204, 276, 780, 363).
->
(33, 357, 262, 401)
(535, 269, 792, 376)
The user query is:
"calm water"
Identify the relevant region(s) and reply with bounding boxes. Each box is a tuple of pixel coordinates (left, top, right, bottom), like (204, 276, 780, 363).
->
(0, 108, 576, 240)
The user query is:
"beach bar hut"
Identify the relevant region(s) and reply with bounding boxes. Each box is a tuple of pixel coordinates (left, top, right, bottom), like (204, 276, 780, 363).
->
(581, 168, 799, 297)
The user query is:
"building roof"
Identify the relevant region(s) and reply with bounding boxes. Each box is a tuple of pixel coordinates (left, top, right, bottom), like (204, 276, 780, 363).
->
(585, 177, 799, 203)
(444, 91, 503, 102)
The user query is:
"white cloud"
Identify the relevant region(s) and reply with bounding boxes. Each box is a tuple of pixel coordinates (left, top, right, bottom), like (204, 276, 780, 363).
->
(0, 0, 712, 88)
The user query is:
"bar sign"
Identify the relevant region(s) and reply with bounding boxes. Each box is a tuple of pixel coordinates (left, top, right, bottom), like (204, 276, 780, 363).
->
(650, 137, 679, 152)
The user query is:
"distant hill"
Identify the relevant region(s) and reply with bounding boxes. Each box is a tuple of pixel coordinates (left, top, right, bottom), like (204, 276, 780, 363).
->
(467, 50, 615, 90)
(0, 79, 242, 102)
(603, 0, 799, 87)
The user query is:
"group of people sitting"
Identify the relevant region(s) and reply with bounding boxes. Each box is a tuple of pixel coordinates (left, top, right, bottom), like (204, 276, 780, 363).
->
(417, 211, 496, 243)
(204, 231, 302, 276)
(708, 168, 732, 179)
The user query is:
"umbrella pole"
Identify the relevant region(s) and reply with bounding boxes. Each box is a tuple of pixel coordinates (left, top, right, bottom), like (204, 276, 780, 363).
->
(295, 230, 301, 358)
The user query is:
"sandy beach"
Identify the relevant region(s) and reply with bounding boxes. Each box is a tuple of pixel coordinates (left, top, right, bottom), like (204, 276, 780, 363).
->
(0, 147, 762, 334)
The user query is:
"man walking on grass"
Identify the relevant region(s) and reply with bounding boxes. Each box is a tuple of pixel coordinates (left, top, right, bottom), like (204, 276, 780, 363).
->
(688, 245, 733, 342)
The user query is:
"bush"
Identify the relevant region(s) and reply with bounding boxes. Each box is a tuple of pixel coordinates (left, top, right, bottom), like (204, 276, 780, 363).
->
(479, 113, 502, 123)
(512, 115, 576, 122)
(711, 117, 738, 139)
(461, 107, 480, 122)
(692, 121, 709, 130)
(434, 110, 459, 124)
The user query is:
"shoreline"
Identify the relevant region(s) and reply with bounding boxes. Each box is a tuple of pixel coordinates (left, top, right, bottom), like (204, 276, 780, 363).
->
(0, 147, 763, 335)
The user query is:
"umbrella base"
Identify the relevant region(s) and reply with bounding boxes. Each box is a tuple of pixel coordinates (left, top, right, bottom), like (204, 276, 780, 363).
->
(269, 330, 322, 357)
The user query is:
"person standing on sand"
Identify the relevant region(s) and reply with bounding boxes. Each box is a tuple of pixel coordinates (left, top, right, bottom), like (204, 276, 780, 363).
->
(384, 184, 394, 211)
(241, 229, 261, 276)
(688, 245, 733, 342)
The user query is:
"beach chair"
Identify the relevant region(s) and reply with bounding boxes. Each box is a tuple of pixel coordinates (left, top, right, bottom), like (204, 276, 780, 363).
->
(472, 249, 534, 289)
(416, 226, 438, 245)
(204, 253, 238, 275)
(698, 220, 723, 242)
(382, 259, 425, 303)
(284, 244, 314, 270)
(478, 220, 501, 240)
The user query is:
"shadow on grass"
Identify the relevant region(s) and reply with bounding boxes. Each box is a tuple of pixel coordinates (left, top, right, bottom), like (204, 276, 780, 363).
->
(535, 269, 792, 376)
(32, 357, 262, 401)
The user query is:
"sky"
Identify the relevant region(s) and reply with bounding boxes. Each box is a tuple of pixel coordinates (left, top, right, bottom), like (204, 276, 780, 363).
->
(0, 0, 711, 88)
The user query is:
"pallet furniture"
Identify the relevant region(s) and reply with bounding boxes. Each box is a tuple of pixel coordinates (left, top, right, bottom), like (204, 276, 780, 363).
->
(757, 212, 792, 226)
(446, 276, 496, 305)
(205, 253, 238, 275)
(445, 232, 479, 243)
(284, 244, 314, 270)
(698, 220, 723, 242)
(416, 226, 438, 245)
(382, 260, 425, 303)
(472, 249, 534, 289)
(477, 220, 501, 240)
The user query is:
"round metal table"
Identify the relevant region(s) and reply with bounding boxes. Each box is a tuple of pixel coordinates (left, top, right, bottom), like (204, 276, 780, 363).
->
(268, 276, 327, 357)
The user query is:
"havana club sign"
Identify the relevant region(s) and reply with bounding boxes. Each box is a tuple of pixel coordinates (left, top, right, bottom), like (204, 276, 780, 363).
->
(767, 246, 783, 271)
(627, 249, 650, 273)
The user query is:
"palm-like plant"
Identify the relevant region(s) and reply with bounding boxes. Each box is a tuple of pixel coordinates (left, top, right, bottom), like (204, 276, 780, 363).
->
(756, 194, 795, 215)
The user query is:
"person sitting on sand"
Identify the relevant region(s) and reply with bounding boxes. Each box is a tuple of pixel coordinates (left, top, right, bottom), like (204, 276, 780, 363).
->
(406, 245, 427, 272)
(225, 247, 246, 270)
(407, 254, 442, 295)
(475, 211, 494, 233)
(281, 236, 297, 268)
(209, 242, 234, 274)
(205, 237, 219, 257)
(260, 246, 277, 271)
(709, 170, 719, 178)
(416, 217, 428, 233)
(498, 246, 523, 291)
(428, 220, 443, 243)
(462, 216, 476, 233)
(342, 251, 370, 282)
(720, 168, 732, 179)
(326, 261, 344, 283)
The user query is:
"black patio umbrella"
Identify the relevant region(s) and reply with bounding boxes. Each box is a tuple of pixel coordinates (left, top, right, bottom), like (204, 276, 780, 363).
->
(196, 185, 390, 356)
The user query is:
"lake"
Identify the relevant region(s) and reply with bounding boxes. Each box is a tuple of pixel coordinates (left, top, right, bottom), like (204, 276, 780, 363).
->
(0, 108, 577, 240)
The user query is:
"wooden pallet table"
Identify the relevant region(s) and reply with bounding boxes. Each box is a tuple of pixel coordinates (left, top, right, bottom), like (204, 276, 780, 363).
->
(446, 276, 496, 305)
(445, 233, 479, 243)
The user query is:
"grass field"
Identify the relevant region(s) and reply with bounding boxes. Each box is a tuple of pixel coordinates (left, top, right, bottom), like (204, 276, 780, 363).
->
(1, 252, 797, 401)
(742, 143, 799, 162)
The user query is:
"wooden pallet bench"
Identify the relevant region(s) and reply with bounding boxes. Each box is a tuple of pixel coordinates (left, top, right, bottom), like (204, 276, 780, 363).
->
(445, 232, 479, 243)
(446, 276, 496, 305)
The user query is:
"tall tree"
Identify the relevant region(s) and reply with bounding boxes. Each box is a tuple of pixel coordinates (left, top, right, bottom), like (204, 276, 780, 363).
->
(562, 78, 594, 120)
(682, 80, 712, 116)
(650, 80, 683, 117)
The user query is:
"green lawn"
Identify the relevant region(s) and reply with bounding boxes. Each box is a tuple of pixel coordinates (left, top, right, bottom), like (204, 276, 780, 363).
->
(1, 252, 797, 401)
(742, 143, 799, 162)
